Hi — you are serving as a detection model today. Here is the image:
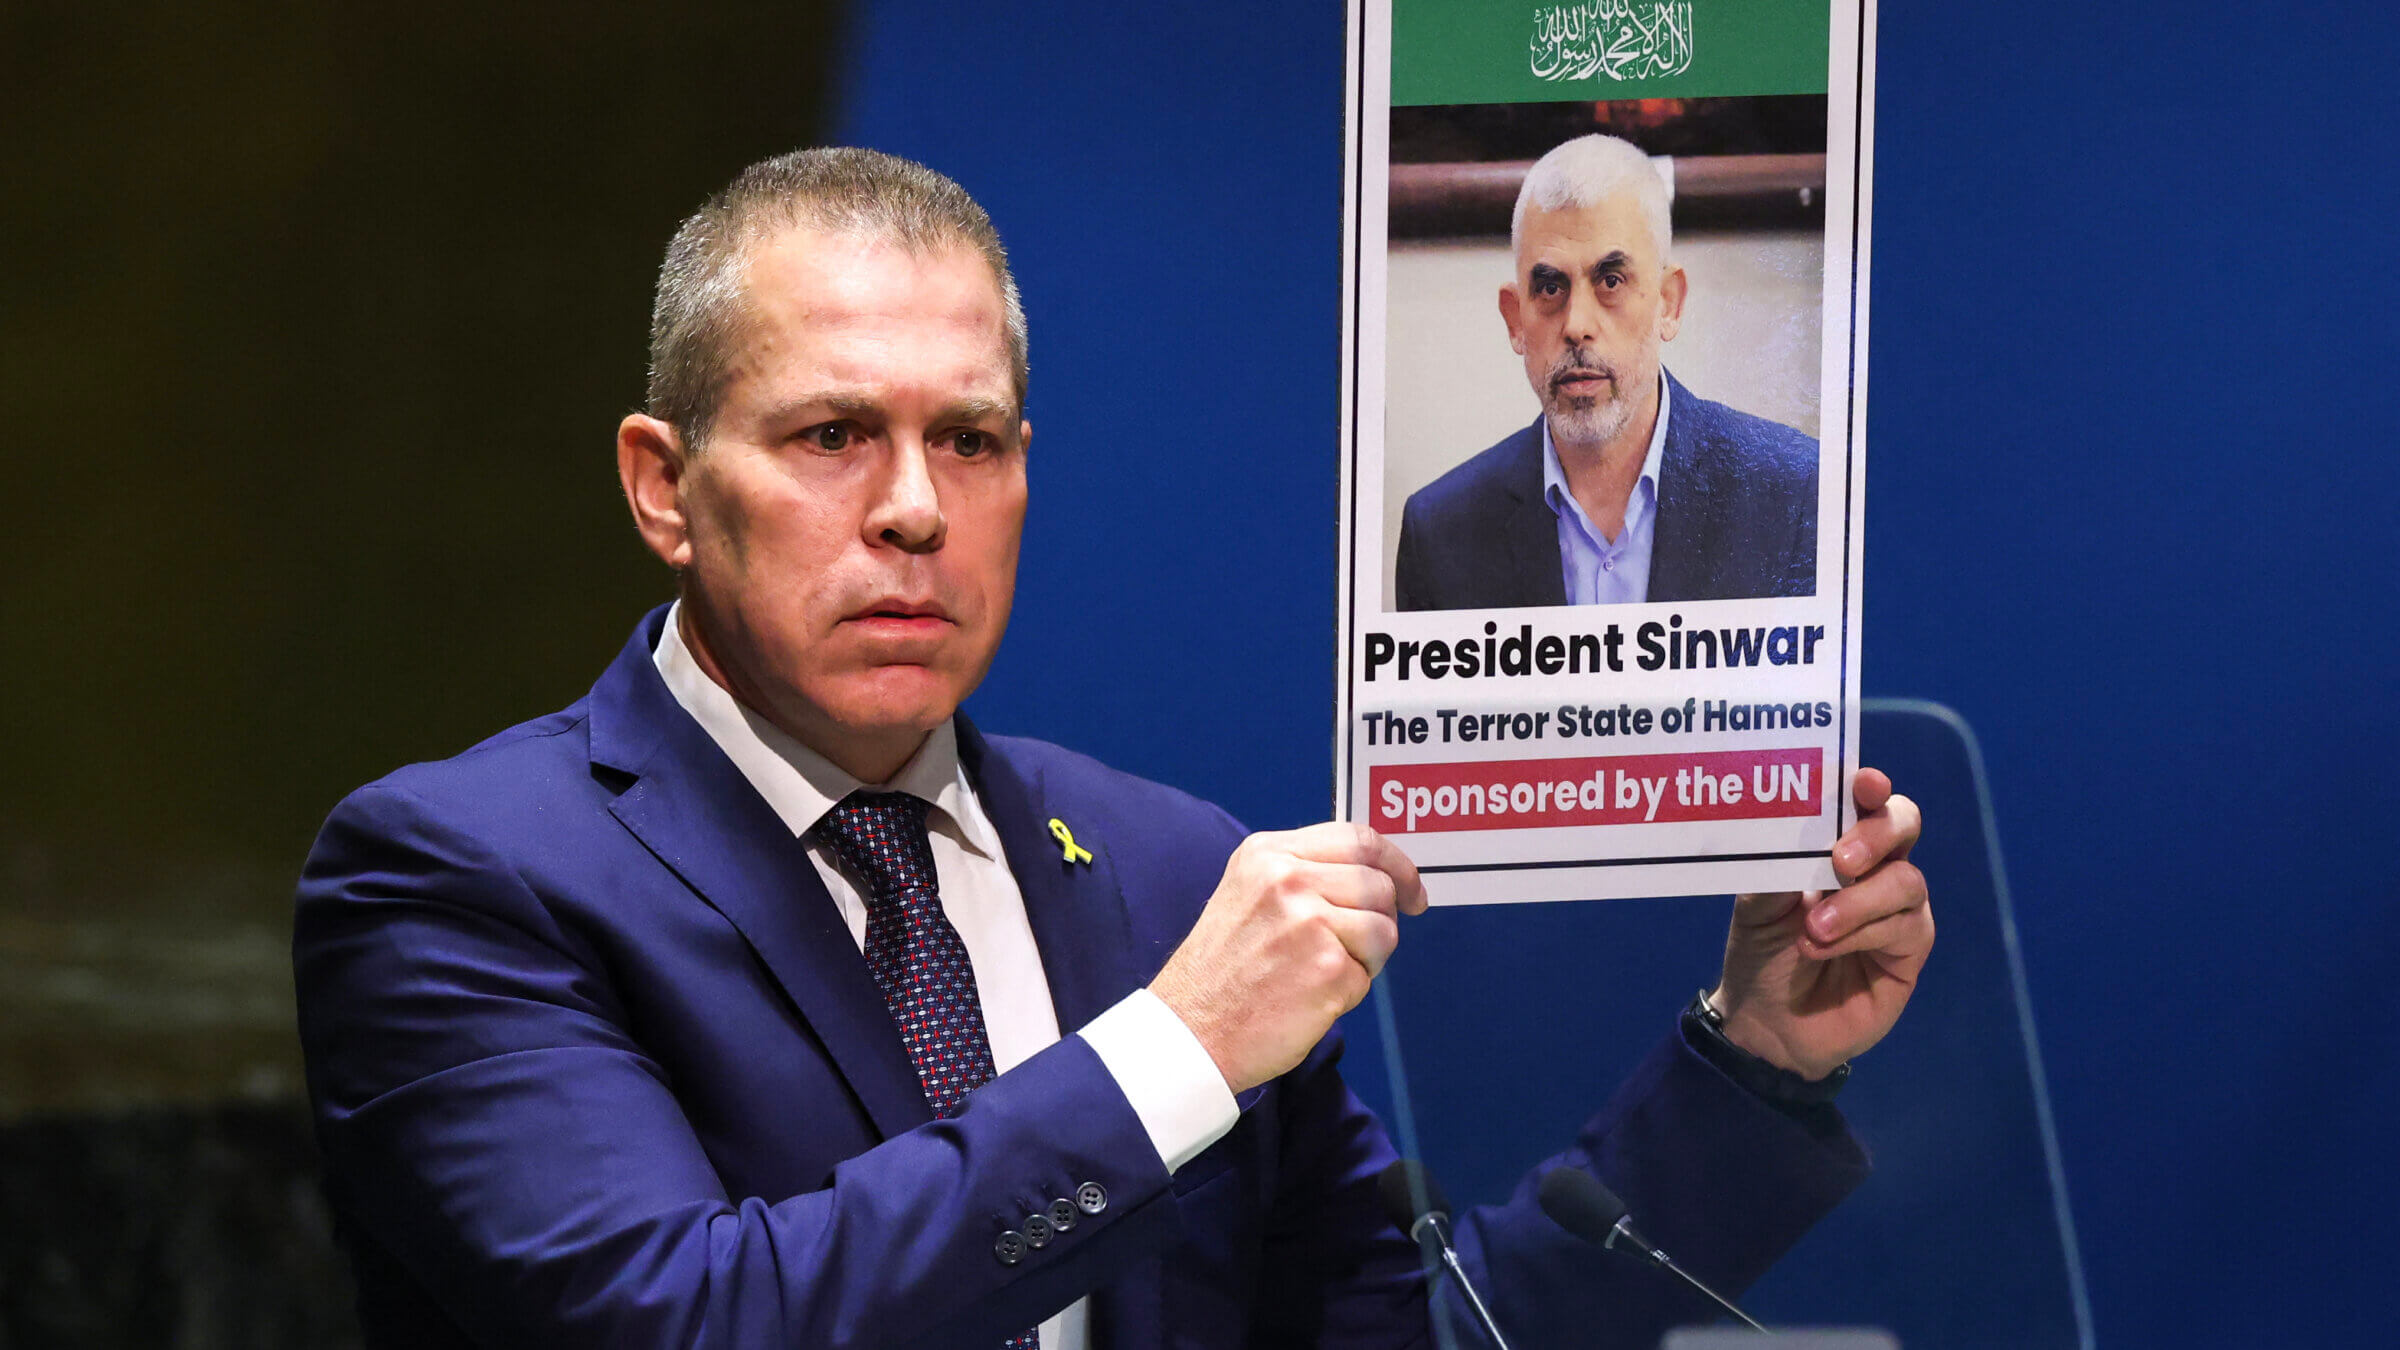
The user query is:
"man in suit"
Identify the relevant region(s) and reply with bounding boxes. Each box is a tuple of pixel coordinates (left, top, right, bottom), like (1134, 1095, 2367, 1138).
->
(295, 148, 1931, 1347)
(1394, 134, 1819, 610)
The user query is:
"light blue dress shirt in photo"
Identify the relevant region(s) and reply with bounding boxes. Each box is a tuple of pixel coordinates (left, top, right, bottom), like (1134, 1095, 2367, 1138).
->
(1541, 376, 1672, 605)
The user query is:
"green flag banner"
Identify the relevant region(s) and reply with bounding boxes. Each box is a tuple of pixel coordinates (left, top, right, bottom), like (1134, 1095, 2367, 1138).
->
(1393, 0, 1830, 106)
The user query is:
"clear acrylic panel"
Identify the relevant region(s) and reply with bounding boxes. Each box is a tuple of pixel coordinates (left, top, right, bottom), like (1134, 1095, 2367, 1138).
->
(1358, 699, 2092, 1349)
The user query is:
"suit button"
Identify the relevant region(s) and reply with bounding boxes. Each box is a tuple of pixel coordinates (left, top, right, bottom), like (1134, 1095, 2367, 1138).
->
(993, 1231, 1026, 1266)
(1022, 1213, 1053, 1248)
(1047, 1198, 1079, 1231)
(1075, 1181, 1108, 1215)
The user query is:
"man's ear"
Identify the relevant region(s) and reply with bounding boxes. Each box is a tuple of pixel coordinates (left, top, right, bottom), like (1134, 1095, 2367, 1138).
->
(617, 413, 694, 569)
(1657, 264, 1688, 343)
(1498, 284, 1526, 355)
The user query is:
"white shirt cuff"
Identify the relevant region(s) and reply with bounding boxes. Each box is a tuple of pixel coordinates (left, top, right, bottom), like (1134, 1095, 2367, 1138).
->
(1077, 988, 1240, 1173)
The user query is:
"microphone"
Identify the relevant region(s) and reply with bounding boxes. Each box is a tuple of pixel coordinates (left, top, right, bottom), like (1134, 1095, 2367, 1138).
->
(1378, 1159, 1514, 1350)
(1536, 1167, 1769, 1334)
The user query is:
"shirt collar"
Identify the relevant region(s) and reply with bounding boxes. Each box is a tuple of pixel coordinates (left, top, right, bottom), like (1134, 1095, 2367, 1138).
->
(650, 600, 1001, 860)
(1540, 373, 1672, 530)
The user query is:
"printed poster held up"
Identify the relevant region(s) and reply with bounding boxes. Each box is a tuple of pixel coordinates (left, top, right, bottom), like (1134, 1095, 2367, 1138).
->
(1337, 0, 1877, 902)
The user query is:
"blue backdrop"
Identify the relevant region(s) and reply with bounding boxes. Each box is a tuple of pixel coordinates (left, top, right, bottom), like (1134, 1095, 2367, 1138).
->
(837, 3, 2400, 1343)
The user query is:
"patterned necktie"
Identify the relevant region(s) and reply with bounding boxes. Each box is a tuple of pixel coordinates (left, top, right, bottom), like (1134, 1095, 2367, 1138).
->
(813, 791, 999, 1119)
(814, 793, 1040, 1349)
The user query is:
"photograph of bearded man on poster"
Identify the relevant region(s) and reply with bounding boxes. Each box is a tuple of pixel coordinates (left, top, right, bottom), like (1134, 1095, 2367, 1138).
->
(1391, 123, 1825, 611)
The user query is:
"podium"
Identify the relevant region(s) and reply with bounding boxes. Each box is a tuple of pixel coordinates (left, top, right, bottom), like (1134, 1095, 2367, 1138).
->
(1346, 700, 2093, 1348)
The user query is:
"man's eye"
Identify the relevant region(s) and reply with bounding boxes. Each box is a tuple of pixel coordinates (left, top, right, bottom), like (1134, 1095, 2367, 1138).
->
(808, 423, 851, 451)
(1598, 272, 1624, 290)
(951, 431, 992, 458)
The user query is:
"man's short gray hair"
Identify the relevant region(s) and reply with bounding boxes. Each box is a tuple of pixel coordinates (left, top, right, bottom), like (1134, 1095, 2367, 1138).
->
(1510, 133, 1674, 264)
(647, 147, 1029, 448)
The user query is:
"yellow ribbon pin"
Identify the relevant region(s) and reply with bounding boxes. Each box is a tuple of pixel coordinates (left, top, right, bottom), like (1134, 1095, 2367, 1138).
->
(1048, 818, 1094, 866)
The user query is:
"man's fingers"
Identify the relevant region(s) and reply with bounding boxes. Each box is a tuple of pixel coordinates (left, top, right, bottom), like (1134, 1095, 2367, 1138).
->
(1276, 822, 1428, 915)
(1359, 830, 1428, 916)
(1850, 766, 1893, 815)
(1802, 859, 1928, 947)
(1385, 838, 1429, 916)
(1833, 790, 1921, 880)
(1799, 897, 1935, 963)
(1275, 821, 1387, 864)
(1321, 901, 1401, 982)
(1300, 860, 1400, 920)
(1732, 888, 1809, 928)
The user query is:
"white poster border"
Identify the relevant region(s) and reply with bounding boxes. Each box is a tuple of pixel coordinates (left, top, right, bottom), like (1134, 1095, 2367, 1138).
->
(1336, 0, 1877, 903)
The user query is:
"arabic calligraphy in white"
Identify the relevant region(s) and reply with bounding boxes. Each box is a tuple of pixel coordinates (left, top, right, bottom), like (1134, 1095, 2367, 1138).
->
(1529, 1, 1695, 82)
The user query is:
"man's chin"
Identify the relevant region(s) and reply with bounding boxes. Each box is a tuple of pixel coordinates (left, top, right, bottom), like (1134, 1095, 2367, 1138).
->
(822, 667, 975, 731)
(770, 679, 968, 780)
(1547, 405, 1629, 446)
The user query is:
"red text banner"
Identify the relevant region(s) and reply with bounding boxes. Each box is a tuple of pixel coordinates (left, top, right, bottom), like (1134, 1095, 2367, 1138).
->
(1371, 748, 1823, 834)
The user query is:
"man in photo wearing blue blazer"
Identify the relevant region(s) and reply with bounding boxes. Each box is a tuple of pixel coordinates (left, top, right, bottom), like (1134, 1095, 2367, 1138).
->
(294, 149, 1931, 1348)
(1395, 134, 1820, 611)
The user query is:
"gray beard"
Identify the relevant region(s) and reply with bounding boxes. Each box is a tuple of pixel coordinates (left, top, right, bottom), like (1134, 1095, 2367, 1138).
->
(1542, 343, 1656, 452)
(1546, 390, 1636, 450)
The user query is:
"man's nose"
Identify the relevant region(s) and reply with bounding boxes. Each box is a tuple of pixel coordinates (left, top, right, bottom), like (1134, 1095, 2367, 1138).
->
(1564, 278, 1604, 343)
(865, 440, 945, 553)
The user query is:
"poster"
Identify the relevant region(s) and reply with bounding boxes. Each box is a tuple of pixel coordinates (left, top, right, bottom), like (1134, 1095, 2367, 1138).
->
(1337, 0, 1875, 901)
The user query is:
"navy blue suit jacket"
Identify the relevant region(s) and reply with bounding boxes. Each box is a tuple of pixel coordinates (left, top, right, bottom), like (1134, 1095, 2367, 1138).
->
(294, 607, 1865, 1347)
(1394, 373, 1819, 610)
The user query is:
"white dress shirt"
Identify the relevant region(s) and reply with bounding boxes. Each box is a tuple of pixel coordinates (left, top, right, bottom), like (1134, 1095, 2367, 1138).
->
(652, 604, 1238, 1349)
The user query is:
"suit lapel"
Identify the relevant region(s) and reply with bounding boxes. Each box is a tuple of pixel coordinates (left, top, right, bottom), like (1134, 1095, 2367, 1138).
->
(587, 609, 931, 1141)
(956, 720, 1167, 1349)
(1502, 422, 1570, 608)
(1503, 497, 1569, 608)
(588, 617, 1177, 1337)
(1648, 371, 1718, 603)
(955, 720, 1141, 1038)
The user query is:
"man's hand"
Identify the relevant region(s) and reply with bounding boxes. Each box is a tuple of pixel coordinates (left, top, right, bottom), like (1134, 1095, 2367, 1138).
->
(1152, 823, 1429, 1095)
(1711, 768, 1931, 1081)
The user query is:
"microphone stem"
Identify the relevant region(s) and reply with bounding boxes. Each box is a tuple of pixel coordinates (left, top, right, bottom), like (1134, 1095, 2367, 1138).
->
(1438, 1243, 1515, 1350)
(1656, 1254, 1769, 1334)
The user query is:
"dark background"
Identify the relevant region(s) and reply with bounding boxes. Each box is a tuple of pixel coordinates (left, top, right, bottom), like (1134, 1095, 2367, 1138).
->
(0, 1, 843, 1340)
(4, 0, 2395, 1345)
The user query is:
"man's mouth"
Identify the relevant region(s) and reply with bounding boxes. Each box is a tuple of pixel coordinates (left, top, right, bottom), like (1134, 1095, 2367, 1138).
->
(845, 598, 954, 627)
(1553, 367, 1614, 395)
